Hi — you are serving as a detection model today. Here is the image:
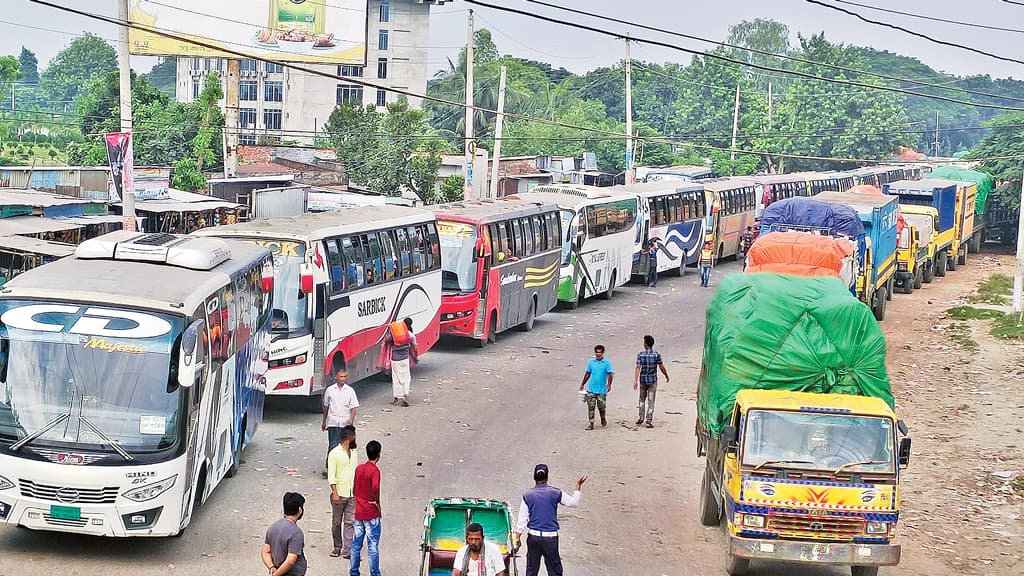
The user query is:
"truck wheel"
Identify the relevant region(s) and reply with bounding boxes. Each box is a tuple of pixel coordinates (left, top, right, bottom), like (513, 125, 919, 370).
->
(923, 260, 934, 283)
(885, 278, 894, 301)
(725, 554, 750, 576)
(902, 276, 914, 294)
(957, 246, 967, 266)
(872, 289, 886, 322)
(936, 251, 948, 277)
(699, 464, 721, 526)
(851, 567, 879, 576)
(914, 267, 923, 289)
(947, 249, 958, 271)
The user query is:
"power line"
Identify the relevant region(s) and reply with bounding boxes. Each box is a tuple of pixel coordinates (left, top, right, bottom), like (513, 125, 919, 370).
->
(805, 0, 1024, 65)
(23, 0, 1016, 166)
(518, 0, 1024, 105)
(830, 0, 1024, 34)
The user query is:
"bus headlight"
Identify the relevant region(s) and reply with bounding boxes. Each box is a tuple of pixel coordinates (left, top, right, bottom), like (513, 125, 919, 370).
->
(866, 521, 889, 534)
(0, 475, 13, 491)
(741, 514, 766, 529)
(123, 475, 177, 502)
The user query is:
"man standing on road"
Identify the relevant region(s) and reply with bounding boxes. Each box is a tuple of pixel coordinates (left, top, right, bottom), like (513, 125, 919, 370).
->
(262, 492, 307, 576)
(328, 425, 358, 559)
(634, 335, 669, 428)
(350, 440, 383, 576)
(452, 522, 507, 576)
(322, 367, 359, 478)
(513, 465, 586, 576)
(699, 241, 715, 287)
(385, 318, 418, 407)
(579, 345, 613, 430)
(645, 238, 662, 287)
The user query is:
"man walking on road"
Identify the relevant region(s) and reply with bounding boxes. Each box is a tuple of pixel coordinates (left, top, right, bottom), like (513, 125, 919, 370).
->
(513, 464, 586, 576)
(385, 318, 418, 407)
(262, 492, 307, 576)
(634, 335, 669, 428)
(578, 344, 613, 430)
(322, 367, 359, 478)
(350, 440, 383, 576)
(699, 241, 715, 287)
(328, 425, 358, 559)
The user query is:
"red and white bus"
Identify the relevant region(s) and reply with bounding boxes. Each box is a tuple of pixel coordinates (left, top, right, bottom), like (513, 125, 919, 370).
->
(429, 199, 562, 347)
(195, 207, 442, 402)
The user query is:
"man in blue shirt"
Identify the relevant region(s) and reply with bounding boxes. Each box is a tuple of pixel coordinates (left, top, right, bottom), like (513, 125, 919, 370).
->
(578, 345, 614, 430)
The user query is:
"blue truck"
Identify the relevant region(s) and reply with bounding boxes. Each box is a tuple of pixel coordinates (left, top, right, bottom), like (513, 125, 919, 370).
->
(814, 191, 899, 321)
(883, 179, 970, 276)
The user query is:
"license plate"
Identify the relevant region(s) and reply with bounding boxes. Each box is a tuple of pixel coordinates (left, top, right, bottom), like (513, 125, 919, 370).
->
(50, 505, 81, 520)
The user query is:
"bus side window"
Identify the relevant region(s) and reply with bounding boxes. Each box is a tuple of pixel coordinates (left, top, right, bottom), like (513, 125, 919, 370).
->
(341, 236, 363, 288)
(327, 239, 345, 293)
(533, 215, 545, 251)
(395, 227, 411, 276)
(547, 212, 560, 249)
(407, 226, 424, 274)
(381, 231, 398, 281)
(367, 233, 383, 284)
(426, 222, 440, 270)
(488, 223, 502, 262)
(522, 217, 534, 256)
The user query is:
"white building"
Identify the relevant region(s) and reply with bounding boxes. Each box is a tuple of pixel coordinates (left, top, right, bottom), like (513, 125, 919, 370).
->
(174, 0, 450, 145)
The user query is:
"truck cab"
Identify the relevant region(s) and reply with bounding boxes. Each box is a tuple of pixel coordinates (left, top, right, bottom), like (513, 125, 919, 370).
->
(899, 205, 939, 287)
(701, 390, 911, 576)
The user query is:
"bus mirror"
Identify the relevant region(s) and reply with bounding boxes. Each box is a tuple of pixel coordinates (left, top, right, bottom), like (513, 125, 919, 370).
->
(898, 437, 912, 467)
(178, 319, 206, 389)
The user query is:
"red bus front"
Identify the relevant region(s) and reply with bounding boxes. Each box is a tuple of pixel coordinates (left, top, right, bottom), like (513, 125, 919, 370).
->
(437, 218, 489, 341)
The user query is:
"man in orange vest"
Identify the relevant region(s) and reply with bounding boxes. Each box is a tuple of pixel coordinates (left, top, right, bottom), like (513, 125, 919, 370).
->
(385, 318, 418, 407)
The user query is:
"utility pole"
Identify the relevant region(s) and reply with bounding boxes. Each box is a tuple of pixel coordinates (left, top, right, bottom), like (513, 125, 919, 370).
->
(463, 9, 475, 200)
(488, 65, 507, 200)
(730, 83, 740, 161)
(1013, 165, 1024, 314)
(223, 59, 240, 178)
(933, 111, 941, 157)
(117, 0, 136, 231)
(766, 81, 773, 131)
(624, 37, 634, 184)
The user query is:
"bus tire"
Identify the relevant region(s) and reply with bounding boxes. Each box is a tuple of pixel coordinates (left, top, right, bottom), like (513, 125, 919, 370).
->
(194, 466, 208, 511)
(850, 567, 879, 576)
(604, 272, 616, 300)
(725, 554, 750, 576)
(520, 297, 537, 332)
(672, 260, 685, 277)
(226, 416, 244, 478)
(698, 463, 720, 526)
(936, 251, 948, 277)
(307, 391, 325, 414)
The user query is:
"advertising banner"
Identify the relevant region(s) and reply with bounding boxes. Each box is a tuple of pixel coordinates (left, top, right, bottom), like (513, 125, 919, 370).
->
(128, 0, 367, 64)
(105, 132, 136, 232)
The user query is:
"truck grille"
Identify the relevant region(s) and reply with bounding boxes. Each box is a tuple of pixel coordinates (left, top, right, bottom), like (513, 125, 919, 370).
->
(768, 512, 863, 540)
(20, 480, 119, 504)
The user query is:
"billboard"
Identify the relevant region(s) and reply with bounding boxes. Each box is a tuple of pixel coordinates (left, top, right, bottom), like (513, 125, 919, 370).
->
(128, 0, 367, 64)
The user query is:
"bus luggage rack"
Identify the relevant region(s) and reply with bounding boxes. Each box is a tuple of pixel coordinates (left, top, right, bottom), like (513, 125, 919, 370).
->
(20, 479, 119, 504)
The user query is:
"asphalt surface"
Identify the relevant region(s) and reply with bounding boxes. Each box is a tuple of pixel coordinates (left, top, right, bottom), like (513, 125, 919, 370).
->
(0, 261, 861, 576)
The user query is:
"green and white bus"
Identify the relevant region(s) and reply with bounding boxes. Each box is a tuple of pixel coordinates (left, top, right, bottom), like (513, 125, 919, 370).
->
(511, 185, 640, 308)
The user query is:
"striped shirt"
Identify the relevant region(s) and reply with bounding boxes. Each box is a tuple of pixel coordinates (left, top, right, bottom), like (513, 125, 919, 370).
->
(636, 349, 662, 385)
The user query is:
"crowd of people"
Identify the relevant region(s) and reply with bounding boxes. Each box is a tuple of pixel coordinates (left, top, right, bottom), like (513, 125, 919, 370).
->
(262, 321, 676, 576)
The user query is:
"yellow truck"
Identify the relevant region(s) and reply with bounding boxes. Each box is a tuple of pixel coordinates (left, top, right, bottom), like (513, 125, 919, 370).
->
(897, 205, 939, 292)
(884, 179, 976, 275)
(698, 274, 911, 576)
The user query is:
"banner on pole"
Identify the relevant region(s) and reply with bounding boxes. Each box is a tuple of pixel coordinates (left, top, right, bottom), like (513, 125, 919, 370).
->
(106, 132, 136, 232)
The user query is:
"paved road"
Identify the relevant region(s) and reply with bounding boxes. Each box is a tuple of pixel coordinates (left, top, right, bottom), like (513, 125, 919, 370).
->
(0, 262, 859, 576)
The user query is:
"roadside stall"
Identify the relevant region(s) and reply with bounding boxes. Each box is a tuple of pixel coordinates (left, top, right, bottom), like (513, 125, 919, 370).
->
(113, 188, 242, 233)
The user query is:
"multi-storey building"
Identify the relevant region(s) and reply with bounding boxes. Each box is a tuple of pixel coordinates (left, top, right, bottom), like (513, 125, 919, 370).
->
(174, 0, 449, 144)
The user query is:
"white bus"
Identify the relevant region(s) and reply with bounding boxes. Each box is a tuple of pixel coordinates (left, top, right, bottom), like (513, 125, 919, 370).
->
(0, 231, 274, 537)
(195, 207, 442, 403)
(512, 185, 640, 307)
(614, 181, 708, 279)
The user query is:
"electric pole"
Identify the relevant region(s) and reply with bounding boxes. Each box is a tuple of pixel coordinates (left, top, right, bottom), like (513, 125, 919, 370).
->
(223, 59, 240, 178)
(730, 84, 740, 161)
(117, 0, 136, 230)
(463, 9, 475, 200)
(624, 37, 634, 184)
(1013, 165, 1024, 314)
(489, 65, 507, 200)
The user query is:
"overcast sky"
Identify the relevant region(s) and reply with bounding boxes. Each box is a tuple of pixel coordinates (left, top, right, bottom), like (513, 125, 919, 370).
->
(3, 0, 1022, 81)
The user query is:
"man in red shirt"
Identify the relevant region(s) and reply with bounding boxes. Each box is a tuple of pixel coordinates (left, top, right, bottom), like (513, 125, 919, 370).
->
(349, 440, 382, 576)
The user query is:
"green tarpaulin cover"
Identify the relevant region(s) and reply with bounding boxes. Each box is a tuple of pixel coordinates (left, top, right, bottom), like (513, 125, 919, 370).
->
(697, 273, 893, 437)
(929, 166, 995, 216)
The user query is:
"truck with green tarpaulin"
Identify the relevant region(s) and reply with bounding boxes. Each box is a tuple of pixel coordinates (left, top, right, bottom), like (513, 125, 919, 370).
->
(696, 273, 912, 576)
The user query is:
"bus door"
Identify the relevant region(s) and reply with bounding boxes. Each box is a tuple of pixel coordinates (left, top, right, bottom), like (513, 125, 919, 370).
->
(478, 224, 492, 321)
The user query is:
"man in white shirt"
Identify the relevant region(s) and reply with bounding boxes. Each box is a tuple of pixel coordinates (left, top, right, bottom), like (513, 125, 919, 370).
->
(513, 464, 586, 576)
(452, 523, 506, 576)
(321, 367, 359, 478)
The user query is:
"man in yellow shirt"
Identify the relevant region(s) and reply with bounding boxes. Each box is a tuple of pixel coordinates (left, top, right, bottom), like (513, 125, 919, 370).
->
(328, 425, 358, 559)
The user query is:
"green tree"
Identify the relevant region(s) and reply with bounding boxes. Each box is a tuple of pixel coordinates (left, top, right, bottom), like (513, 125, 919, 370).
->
(971, 112, 1024, 211)
(41, 33, 117, 104)
(726, 19, 792, 93)
(144, 57, 177, 98)
(324, 99, 442, 201)
(0, 56, 20, 109)
(432, 174, 465, 204)
(18, 47, 38, 86)
(174, 74, 224, 190)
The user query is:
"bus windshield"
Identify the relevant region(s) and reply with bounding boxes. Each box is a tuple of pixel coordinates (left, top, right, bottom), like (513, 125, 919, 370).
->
(0, 301, 185, 455)
(560, 209, 575, 265)
(438, 222, 478, 293)
(240, 238, 308, 334)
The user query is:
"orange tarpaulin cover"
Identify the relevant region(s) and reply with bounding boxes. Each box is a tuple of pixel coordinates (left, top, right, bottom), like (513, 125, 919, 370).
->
(745, 231, 854, 277)
(850, 185, 905, 235)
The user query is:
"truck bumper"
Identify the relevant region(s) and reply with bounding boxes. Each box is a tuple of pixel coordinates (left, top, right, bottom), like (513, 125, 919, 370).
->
(729, 535, 901, 566)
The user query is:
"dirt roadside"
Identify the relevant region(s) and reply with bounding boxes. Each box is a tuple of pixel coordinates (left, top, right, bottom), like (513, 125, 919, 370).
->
(883, 253, 1023, 576)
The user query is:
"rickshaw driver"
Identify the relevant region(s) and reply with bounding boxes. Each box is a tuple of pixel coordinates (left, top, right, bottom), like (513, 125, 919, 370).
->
(452, 522, 506, 576)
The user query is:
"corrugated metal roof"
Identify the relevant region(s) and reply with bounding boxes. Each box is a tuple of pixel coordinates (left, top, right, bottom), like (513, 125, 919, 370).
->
(0, 216, 83, 235)
(0, 188, 94, 207)
(0, 235, 75, 257)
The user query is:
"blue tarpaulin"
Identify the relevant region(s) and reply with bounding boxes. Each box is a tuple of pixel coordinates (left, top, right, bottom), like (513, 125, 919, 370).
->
(759, 197, 865, 238)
